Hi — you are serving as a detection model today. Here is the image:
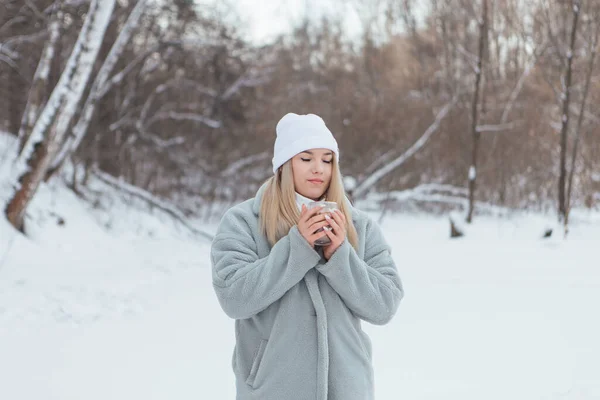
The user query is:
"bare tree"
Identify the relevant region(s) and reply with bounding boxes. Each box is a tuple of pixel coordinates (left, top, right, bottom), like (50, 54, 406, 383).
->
(47, 0, 150, 178)
(565, 1, 599, 230)
(466, 0, 488, 223)
(17, 2, 62, 153)
(5, 0, 116, 231)
(556, 0, 581, 224)
(3, 0, 600, 225)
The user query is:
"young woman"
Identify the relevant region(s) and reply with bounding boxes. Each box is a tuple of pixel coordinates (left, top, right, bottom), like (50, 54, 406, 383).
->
(211, 113, 404, 400)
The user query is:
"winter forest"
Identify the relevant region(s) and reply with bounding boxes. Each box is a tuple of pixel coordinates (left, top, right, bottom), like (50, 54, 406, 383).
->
(1, 1, 599, 399)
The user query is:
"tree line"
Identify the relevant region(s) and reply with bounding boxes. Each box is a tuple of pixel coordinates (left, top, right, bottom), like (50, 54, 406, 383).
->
(1, 0, 599, 234)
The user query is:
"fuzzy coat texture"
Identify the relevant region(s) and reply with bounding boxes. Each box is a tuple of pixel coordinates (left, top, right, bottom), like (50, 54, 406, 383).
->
(211, 182, 404, 400)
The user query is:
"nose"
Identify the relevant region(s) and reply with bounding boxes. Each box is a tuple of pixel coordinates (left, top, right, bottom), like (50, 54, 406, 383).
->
(312, 163, 324, 174)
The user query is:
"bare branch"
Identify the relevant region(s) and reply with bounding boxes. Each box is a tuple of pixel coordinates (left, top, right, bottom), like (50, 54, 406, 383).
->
(501, 40, 547, 123)
(138, 131, 186, 148)
(540, 70, 562, 105)
(145, 111, 222, 129)
(476, 121, 521, 133)
(108, 111, 139, 131)
(541, 0, 567, 69)
(92, 168, 214, 241)
(135, 79, 222, 132)
(99, 44, 162, 98)
(0, 54, 18, 69)
(25, 0, 47, 21)
(0, 44, 19, 60)
(455, 43, 480, 73)
(354, 97, 457, 198)
(0, 16, 28, 36)
(2, 30, 47, 47)
(569, 106, 600, 124)
(99, 39, 222, 99)
(221, 68, 272, 101)
(154, 77, 218, 97)
(222, 152, 270, 176)
(170, 79, 218, 97)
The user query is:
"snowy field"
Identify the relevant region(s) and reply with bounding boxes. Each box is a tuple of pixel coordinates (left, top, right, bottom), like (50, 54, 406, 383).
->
(1, 145, 600, 398)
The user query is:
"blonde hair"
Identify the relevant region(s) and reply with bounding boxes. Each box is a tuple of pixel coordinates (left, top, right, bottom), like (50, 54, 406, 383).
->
(259, 155, 359, 250)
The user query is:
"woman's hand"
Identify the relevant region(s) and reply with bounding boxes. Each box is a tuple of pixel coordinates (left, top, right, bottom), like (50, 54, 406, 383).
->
(323, 209, 347, 260)
(298, 204, 329, 247)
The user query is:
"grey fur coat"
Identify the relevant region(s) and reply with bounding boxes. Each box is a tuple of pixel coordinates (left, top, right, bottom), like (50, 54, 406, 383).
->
(211, 182, 403, 400)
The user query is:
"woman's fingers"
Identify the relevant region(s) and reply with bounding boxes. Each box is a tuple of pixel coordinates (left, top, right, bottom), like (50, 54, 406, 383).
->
(307, 207, 325, 222)
(306, 214, 326, 227)
(298, 207, 347, 248)
(309, 219, 329, 232)
(334, 209, 346, 224)
(323, 226, 336, 238)
(325, 213, 343, 234)
(309, 229, 328, 243)
(301, 205, 323, 223)
(331, 209, 345, 225)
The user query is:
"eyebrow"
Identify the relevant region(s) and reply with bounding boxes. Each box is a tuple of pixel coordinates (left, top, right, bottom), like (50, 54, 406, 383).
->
(302, 151, 333, 156)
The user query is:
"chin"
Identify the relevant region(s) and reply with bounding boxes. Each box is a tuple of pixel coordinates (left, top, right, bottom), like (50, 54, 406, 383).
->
(300, 189, 317, 200)
(311, 190, 326, 199)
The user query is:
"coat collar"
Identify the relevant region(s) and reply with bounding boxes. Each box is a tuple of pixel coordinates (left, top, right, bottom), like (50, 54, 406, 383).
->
(295, 191, 325, 211)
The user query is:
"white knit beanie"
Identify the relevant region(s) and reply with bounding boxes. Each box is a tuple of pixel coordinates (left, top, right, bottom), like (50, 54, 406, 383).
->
(272, 113, 339, 173)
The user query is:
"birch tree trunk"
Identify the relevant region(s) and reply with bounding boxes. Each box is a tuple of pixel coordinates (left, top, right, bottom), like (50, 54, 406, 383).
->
(466, 0, 488, 224)
(5, 0, 116, 231)
(47, 0, 150, 178)
(17, 3, 62, 154)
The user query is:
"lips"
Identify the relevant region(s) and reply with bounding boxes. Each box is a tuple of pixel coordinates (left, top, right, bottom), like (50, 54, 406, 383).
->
(308, 179, 323, 184)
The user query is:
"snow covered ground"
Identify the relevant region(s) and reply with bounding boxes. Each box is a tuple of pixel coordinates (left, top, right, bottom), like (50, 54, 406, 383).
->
(1, 136, 600, 399)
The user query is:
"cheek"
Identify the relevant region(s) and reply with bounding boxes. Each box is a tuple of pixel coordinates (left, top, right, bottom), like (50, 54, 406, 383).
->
(300, 164, 313, 176)
(291, 161, 306, 183)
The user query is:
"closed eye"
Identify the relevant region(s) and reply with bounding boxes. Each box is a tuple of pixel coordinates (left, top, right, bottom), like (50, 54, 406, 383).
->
(301, 158, 332, 164)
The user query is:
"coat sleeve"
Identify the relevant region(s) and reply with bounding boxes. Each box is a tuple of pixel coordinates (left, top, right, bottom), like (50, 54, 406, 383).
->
(316, 216, 403, 325)
(211, 210, 322, 320)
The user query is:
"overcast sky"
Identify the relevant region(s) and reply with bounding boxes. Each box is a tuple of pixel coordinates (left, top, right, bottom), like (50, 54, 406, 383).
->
(196, 0, 367, 45)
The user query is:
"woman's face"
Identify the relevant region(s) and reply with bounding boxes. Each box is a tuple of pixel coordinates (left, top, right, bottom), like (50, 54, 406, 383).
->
(291, 148, 334, 200)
